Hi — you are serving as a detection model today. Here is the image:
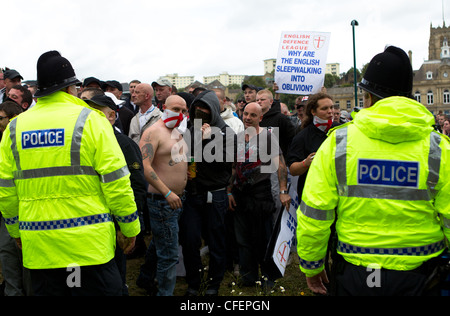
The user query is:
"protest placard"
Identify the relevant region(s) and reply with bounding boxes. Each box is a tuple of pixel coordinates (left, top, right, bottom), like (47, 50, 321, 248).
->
(275, 31, 331, 95)
(271, 175, 299, 276)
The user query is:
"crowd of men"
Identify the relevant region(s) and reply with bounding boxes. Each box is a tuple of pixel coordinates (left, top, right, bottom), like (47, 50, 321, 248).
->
(0, 45, 449, 297)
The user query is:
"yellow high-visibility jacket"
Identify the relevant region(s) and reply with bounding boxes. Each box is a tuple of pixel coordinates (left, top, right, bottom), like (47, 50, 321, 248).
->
(0, 91, 140, 269)
(297, 96, 450, 277)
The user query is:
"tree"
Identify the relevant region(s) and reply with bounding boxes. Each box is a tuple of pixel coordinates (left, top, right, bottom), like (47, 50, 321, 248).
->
(360, 63, 369, 78)
(228, 83, 241, 90)
(324, 73, 340, 88)
(242, 76, 266, 89)
(346, 67, 361, 83)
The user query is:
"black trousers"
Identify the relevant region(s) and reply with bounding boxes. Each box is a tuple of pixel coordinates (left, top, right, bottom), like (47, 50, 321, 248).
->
(27, 259, 122, 296)
(333, 259, 441, 296)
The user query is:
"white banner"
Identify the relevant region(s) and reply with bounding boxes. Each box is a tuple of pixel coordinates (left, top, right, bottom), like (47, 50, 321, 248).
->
(275, 31, 331, 95)
(272, 175, 299, 276)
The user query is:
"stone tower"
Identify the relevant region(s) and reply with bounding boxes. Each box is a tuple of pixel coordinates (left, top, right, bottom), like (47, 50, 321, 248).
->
(429, 23, 450, 60)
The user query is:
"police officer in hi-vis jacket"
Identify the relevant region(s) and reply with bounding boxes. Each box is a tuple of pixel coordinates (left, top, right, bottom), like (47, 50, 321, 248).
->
(297, 46, 450, 296)
(0, 51, 140, 296)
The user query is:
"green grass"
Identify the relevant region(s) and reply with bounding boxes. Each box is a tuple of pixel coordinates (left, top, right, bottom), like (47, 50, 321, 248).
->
(126, 251, 313, 297)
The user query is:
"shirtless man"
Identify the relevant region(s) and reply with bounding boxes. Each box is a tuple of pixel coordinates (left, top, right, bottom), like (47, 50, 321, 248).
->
(137, 95, 188, 296)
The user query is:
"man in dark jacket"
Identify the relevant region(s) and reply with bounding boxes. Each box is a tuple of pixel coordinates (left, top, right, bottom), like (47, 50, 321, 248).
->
(84, 94, 148, 295)
(256, 89, 295, 160)
(179, 90, 235, 296)
(256, 89, 296, 222)
(102, 80, 135, 136)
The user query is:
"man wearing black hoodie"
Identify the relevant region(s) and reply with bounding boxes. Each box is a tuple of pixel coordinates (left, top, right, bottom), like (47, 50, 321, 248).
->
(179, 90, 235, 296)
(256, 89, 296, 224)
(256, 89, 295, 159)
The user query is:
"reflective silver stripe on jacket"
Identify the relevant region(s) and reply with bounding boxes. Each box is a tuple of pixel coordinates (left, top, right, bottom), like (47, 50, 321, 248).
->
(335, 127, 348, 196)
(334, 127, 442, 201)
(100, 166, 130, 183)
(0, 178, 15, 187)
(338, 240, 446, 256)
(71, 107, 92, 166)
(9, 118, 21, 171)
(14, 165, 98, 180)
(300, 200, 335, 221)
(426, 132, 442, 199)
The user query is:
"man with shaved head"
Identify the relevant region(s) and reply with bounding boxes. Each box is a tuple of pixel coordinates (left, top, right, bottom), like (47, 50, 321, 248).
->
(228, 102, 290, 290)
(129, 83, 162, 144)
(137, 95, 189, 296)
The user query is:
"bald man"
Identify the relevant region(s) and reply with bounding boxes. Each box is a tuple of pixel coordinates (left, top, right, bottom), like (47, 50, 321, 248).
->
(140, 95, 189, 208)
(129, 83, 162, 144)
(137, 95, 188, 296)
(242, 102, 263, 132)
(228, 102, 291, 288)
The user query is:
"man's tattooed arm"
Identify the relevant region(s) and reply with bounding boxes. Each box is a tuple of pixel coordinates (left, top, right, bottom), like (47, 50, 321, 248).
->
(141, 143, 154, 162)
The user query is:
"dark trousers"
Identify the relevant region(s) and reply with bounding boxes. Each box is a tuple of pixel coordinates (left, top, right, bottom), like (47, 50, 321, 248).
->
(115, 245, 128, 296)
(225, 210, 239, 270)
(232, 181, 275, 285)
(234, 205, 274, 285)
(179, 190, 228, 294)
(334, 259, 441, 296)
(28, 259, 122, 296)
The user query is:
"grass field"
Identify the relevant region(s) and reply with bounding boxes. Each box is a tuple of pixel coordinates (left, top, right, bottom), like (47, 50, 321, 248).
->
(126, 246, 313, 297)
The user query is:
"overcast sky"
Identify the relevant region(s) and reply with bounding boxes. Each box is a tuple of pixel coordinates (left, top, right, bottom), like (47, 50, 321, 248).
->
(2, 0, 447, 85)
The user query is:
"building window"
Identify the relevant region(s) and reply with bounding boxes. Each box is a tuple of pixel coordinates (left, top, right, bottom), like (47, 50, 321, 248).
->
(444, 90, 450, 104)
(426, 72, 433, 80)
(414, 91, 421, 103)
(359, 99, 364, 107)
(346, 100, 351, 109)
(427, 91, 434, 105)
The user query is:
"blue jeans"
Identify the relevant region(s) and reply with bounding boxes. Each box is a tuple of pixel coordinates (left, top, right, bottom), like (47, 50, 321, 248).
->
(179, 190, 228, 294)
(137, 197, 182, 296)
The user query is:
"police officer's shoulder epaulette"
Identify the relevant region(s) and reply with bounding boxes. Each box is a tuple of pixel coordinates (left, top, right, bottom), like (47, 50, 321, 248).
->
(327, 121, 353, 137)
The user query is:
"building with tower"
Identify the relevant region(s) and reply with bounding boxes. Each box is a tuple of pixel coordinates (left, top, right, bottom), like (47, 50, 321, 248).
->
(413, 23, 450, 114)
(328, 23, 450, 115)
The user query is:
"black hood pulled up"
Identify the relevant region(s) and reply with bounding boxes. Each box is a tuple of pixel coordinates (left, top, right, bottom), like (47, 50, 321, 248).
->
(189, 90, 228, 130)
